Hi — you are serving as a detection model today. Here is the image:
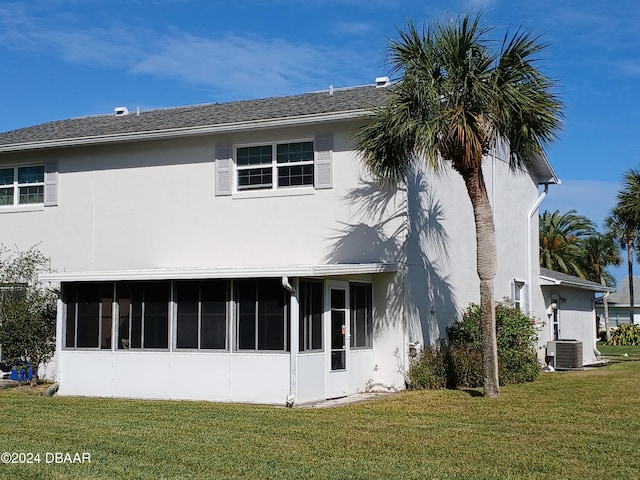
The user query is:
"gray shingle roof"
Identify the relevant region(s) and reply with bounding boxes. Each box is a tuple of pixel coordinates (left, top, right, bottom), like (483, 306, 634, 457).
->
(601, 276, 640, 305)
(0, 85, 389, 152)
(540, 267, 615, 292)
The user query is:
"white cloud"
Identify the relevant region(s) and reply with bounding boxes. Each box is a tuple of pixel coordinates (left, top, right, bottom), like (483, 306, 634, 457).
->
(0, 4, 379, 99)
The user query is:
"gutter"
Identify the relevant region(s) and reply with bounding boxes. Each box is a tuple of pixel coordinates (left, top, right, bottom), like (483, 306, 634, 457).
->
(527, 183, 549, 315)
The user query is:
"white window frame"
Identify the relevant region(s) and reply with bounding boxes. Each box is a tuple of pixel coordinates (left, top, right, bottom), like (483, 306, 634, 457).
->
(511, 279, 527, 312)
(234, 139, 315, 192)
(0, 164, 45, 207)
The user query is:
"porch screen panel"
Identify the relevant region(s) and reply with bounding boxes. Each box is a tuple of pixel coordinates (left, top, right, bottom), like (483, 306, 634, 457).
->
(299, 280, 323, 351)
(143, 282, 170, 349)
(176, 281, 199, 349)
(129, 284, 143, 349)
(76, 283, 100, 348)
(100, 284, 113, 349)
(237, 279, 257, 350)
(117, 286, 131, 349)
(64, 284, 77, 348)
(257, 279, 286, 351)
(200, 280, 227, 349)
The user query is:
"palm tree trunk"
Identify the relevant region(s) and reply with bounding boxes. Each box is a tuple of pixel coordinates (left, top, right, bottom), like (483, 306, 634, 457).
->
(628, 237, 634, 324)
(600, 274, 611, 341)
(459, 165, 500, 397)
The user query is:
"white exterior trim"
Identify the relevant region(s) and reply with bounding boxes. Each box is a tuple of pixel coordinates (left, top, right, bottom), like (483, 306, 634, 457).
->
(41, 263, 399, 283)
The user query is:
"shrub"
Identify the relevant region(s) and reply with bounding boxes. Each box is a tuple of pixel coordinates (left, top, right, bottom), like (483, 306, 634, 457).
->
(447, 345, 484, 388)
(608, 323, 640, 346)
(407, 340, 448, 390)
(447, 300, 540, 386)
(407, 300, 541, 390)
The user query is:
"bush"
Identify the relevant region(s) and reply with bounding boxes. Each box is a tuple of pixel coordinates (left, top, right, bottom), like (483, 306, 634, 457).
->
(608, 323, 640, 346)
(408, 300, 541, 390)
(407, 340, 448, 390)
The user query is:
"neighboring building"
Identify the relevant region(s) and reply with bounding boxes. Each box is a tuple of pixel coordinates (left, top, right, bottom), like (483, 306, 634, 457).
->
(539, 268, 615, 366)
(596, 276, 640, 329)
(0, 82, 558, 404)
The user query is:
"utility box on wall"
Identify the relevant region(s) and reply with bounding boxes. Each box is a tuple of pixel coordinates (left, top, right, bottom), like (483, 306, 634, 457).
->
(546, 340, 583, 370)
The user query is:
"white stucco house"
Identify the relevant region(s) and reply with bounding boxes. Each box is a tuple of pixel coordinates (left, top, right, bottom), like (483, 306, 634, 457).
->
(0, 81, 560, 404)
(539, 268, 615, 367)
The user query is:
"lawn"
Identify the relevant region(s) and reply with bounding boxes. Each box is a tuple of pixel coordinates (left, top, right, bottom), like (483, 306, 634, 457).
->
(1, 361, 640, 480)
(597, 341, 640, 358)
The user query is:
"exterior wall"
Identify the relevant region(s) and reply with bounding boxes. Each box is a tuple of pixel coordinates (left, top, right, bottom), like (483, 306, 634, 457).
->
(1, 122, 410, 402)
(0, 123, 402, 273)
(1, 116, 546, 401)
(540, 286, 599, 365)
(405, 155, 544, 349)
(58, 349, 290, 403)
(596, 307, 640, 329)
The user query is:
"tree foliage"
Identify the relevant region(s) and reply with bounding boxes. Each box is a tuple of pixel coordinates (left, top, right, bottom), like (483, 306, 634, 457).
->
(606, 168, 640, 323)
(0, 245, 57, 385)
(539, 209, 597, 278)
(356, 14, 562, 397)
(539, 209, 620, 286)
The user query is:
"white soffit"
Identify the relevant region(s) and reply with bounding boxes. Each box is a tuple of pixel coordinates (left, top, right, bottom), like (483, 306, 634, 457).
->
(41, 263, 399, 282)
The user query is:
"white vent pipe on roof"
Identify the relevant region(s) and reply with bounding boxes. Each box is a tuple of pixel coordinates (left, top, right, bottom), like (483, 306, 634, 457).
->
(376, 76, 390, 87)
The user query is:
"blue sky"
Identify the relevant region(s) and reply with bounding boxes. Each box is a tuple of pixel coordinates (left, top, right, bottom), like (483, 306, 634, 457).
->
(1, 0, 638, 283)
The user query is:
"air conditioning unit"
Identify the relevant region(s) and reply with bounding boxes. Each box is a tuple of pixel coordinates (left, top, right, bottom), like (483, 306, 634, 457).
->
(547, 340, 583, 370)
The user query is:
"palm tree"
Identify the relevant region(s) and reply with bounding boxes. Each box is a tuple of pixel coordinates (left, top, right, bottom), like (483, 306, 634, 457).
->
(581, 233, 621, 339)
(539, 209, 596, 277)
(606, 168, 640, 324)
(355, 15, 562, 397)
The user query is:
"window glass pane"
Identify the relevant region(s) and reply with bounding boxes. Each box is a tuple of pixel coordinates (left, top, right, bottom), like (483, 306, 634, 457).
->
(17, 166, 44, 184)
(237, 167, 272, 190)
(0, 188, 14, 206)
(237, 145, 272, 166)
(276, 142, 314, 163)
(237, 279, 257, 350)
(201, 280, 227, 349)
(350, 284, 372, 348)
(331, 289, 346, 310)
(143, 282, 170, 349)
(176, 281, 199, 349)
(18, 186, 44, 204)
(76, 284, 100, 348)
(278, 165, 313, 187)
(0, 168, 13, 186)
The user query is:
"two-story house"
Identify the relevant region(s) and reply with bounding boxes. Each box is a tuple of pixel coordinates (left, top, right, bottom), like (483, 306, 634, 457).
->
(0, 81, 558, 404)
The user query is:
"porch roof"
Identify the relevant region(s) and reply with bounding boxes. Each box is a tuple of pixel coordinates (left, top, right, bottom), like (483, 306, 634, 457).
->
(40, 263, 399, 283)
(539, 267, 616, 293)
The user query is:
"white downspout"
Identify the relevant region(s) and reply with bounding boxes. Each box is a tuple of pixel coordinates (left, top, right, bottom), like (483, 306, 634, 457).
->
(527, 184, 549, 316)
(282, 277, 298, 407)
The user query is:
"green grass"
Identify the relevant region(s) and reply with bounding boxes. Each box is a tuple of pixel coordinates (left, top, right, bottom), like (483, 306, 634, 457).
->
(597, 341, 640, 358)
(2, 362, 640, 479)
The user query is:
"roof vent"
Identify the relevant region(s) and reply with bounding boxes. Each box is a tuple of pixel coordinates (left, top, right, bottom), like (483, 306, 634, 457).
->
(375, 76, 390, 88)
(114, 106, 129, 116)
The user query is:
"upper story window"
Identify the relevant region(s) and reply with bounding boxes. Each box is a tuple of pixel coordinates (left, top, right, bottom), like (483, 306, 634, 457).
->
(0, 166, 45, 206)
(214, 136, 333, 196)
(236, 141, 315, 191)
